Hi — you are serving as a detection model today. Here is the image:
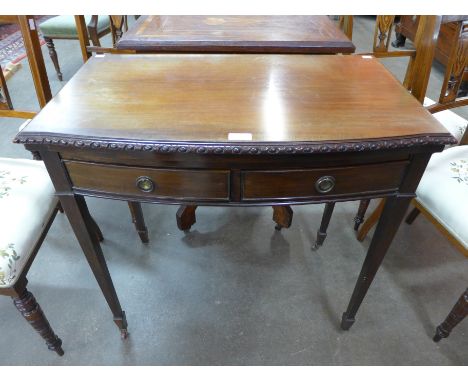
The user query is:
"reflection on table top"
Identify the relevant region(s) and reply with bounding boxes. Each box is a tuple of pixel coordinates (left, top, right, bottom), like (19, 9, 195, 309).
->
(22, 54, 449, 145)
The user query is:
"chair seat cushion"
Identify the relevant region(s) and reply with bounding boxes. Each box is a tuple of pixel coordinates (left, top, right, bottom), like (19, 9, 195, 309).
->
(416, 145, 468, 250)
(40, 15, 110, 39)
(0, 158, 57, 288)
(424, 97, 467, 146)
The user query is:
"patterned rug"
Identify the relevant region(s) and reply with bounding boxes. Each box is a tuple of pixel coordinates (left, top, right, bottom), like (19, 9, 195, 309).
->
(0, 16, 54, 79)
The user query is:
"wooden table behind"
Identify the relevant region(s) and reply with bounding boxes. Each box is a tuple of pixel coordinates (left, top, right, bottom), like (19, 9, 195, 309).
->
(116, 15, 355, 53)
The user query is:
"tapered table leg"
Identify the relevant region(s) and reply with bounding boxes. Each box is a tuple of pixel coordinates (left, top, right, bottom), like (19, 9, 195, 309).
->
(88, 215, 104, 242)
(405, 207, 421, 224)
(128, 201, 149, 243)
(312, 202, 335, 250)
(341, 196, 413, 330)
(354, 199, 370, 231)
(58, 194, 128, 338)
(356, 199, 386, 242)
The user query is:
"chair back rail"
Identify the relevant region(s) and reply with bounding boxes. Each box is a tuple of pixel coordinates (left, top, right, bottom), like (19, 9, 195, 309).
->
(427, 21, 468, 113)
(0, 15, 50, 118)
(340, 15, 442, 103)
(345, 16, 467, 249)
(0, 64, 13, 110)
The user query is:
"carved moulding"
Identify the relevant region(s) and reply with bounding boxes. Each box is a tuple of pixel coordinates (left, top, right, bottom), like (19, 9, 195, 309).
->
(14, 134, 457, 155)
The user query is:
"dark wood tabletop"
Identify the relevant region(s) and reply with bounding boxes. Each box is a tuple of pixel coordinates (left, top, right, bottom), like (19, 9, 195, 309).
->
(116, 15, 356, 53)
(23, 54, 448, 145)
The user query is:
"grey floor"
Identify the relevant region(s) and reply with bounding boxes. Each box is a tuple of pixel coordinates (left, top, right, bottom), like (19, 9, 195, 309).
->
(0, 16, 466, 365)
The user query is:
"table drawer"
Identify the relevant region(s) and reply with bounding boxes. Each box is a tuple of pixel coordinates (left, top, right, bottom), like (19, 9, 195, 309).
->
(65, 161, 230, 201)
(241, 161, 407, 200)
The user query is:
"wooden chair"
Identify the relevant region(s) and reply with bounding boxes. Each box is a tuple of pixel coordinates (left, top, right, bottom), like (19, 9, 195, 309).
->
(0, 17, 139, 354)
(310, 15, 443, 250)
(355, 18, 468, 244)
(433, 288, 468, 342)
(39, 15, 112, 81)
(0, 16, 51, 118)
(0, 128, 107, 355)
(0, 155, 64, 355)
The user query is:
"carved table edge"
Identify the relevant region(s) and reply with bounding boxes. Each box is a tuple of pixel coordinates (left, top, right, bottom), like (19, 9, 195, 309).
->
(13, 133, 457, 155)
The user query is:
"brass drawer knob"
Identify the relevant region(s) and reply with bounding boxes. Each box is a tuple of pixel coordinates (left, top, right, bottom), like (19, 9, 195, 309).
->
(136, 176, 155, 193)
(315, 176, 335, 194)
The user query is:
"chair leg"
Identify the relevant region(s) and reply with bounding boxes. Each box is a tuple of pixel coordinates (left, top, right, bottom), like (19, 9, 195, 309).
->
(354, 199, 371, 231)
(312, 202, 335, 250)
(176, 205, 197, 232)
(356, 199, 385, 242)
(405, 207, 421, 224)
(272, 206, 293, 230)
(433, 288, 468, 342)
(12, 287, 64, 356)
(44, 37, 62, 81)
(128, 201, 149, 243)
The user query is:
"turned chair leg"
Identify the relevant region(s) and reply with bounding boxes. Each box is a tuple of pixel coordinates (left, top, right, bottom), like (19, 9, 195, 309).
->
(12, 287, 64, 356)
(128, 201, 149, 243)
(433, 288, 468, 342)
(354, 199, 371, 231)
(312, 202, 335, 250)
(405, 207, 421, 224)
(44, 37, 63, 81)
(176, 205, 197, 232)
(272, 206, 293, 230)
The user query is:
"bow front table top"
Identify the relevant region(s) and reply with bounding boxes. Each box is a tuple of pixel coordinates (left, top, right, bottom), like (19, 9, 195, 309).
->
(15, 54, 455, 340)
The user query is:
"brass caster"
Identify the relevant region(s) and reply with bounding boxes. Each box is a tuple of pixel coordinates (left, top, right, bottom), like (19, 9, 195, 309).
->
(311, 243, 321, 251)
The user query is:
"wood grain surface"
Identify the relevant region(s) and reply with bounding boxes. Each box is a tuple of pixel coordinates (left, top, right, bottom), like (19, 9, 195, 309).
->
(116, 15, 355, 53)
(21, 54, 451, 146)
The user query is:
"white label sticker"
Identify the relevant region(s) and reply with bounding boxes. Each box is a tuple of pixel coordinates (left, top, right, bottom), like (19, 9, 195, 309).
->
(362, 55, 373, 59)
(28, 19, 36, 30)
(228, 133, 253, 141)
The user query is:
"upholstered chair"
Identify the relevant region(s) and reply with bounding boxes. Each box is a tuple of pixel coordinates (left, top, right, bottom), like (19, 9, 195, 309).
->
(39, 15, 111, 81)
(0, 157, 64, 355)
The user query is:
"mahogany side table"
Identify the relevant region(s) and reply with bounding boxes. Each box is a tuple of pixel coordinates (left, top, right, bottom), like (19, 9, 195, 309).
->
(15, 54, 455, 339)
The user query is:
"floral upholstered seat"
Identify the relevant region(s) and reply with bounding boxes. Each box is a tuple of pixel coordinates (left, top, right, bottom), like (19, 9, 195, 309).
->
(415, 145, 468, 250)
(424, 98, 467, 145)
(0, 158, 57, 287)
